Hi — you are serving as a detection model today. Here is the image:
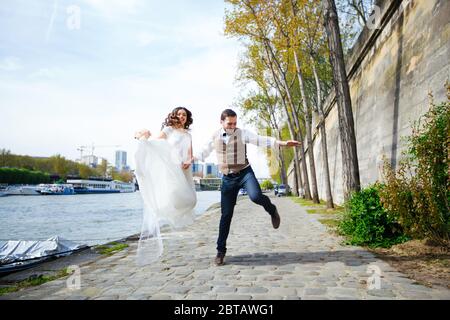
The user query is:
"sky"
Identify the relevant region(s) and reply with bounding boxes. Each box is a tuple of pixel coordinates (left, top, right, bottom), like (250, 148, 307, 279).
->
(0, 0, 272, 178)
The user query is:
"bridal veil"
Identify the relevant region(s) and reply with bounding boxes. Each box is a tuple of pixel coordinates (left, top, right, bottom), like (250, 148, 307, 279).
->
(134, 134, 197, 266)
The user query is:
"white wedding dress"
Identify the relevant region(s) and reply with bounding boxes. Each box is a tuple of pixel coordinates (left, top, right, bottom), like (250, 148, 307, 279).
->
(134, 126, 197, 265)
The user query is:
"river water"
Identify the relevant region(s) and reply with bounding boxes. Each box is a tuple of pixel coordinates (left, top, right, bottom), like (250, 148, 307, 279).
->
(0, 191, 220, 246)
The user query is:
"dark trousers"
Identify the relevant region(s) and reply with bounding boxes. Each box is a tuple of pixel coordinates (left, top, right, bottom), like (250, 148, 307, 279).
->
(217, 166, 277, 254)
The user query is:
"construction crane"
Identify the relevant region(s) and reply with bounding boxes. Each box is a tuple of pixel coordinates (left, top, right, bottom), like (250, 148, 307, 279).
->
(77, 144, 121, 160)
(77, 145, 88, 160)
(88, 143, 122, 157)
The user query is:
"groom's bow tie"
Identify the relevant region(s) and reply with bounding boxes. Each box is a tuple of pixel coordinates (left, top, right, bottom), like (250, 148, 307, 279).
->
(223, 129, 236, 136)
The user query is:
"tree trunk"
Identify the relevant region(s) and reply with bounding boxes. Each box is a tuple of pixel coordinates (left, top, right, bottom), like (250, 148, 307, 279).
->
(272, 126, 288, 186)
(284, 116, 301, 197)
(290, 111, 312, 200)
(293, 50, 320, 203)
(268, 101, 289, 187)
(272, 93, 301, 196)
(312, 61, 334, 208)
(318, 114, 334, 208)
(323, 0, 361, 200)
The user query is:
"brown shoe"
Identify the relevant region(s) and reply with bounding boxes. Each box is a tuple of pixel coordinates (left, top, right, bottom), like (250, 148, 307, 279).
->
(214, 253, 225, 266)
(271, 208, 280, 229)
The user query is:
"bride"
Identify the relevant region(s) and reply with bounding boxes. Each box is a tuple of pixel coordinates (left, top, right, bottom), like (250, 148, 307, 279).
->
(134, 107, 197, 265)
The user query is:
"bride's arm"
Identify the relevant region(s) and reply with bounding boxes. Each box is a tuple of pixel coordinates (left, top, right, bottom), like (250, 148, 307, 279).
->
(152, 131, 167, 140)
(134, 129, 167, 140)
(182, 140, 194, 170)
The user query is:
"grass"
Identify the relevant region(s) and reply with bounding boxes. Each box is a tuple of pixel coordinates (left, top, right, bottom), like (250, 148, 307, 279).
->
(289, 196, 327, 207)
(306, 208, 327, 214)
(318, 218, 341, 228)
(306, 207, 346, 215)
(94, 242, 129, 256)
(290, 196, 344, 213)
(0, 268, 70, 296)
(290, 196, 345, 232)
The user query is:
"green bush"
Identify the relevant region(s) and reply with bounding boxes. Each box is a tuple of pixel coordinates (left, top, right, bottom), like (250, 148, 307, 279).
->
(379, 88, 449, 245)
(339, 184, 409, 248)
(260, 179, 274, 190)
(0, 167, 51, 184)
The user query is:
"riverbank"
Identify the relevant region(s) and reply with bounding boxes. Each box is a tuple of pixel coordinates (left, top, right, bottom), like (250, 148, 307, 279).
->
(1, 196, 449, 300)
(0, 201, 223, 297)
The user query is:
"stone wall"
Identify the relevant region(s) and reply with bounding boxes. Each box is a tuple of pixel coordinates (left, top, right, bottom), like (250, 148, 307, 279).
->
(287, 0, 450, 204)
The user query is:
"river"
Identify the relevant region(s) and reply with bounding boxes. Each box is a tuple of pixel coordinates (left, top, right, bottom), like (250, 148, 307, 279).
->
(0, 191, 221, 246)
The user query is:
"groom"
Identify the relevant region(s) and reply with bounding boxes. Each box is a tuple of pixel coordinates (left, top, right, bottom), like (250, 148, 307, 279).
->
(195, 109, 300, 266)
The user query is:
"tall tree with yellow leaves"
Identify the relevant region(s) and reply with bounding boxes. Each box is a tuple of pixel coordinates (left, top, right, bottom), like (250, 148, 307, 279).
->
(323, 0, 361, 199)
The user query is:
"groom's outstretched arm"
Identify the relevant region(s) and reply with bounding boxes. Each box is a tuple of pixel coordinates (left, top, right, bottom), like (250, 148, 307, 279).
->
(243, 129, 300, 148)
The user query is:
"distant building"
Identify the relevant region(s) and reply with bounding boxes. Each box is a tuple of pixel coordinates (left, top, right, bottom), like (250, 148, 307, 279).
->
(192, 162, 204, 178)
(80, 155, 98, 168)
(97, 157, 108, 166)
(115, 150, 127, 171)
(203, 163, 219, 178)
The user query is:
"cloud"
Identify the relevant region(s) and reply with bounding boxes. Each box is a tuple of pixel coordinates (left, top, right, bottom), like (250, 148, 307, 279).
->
(174, 17, 226, 47)
(0, 43, 239, 165)
(136, 32, 157, 47)
(0, 1, 271, 177)
(28, 67, 61, 79)
(0, 56, 23, 71)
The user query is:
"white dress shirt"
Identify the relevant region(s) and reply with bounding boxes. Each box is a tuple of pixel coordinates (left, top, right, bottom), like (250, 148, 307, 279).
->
(195, 128, 279, 163)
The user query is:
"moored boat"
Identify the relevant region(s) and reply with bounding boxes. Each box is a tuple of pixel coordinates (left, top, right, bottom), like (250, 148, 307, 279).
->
(0, 185, 41, 196)
(38, 184, 75, 195)
(66, 178, 135, 194)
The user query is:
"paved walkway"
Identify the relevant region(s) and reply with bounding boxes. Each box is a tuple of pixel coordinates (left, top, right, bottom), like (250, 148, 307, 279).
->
(2, 196, 449, 300)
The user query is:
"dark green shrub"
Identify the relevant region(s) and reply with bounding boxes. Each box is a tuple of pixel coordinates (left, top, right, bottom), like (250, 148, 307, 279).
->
(339, 184, 409, 248)
(0, 167, 51, 184)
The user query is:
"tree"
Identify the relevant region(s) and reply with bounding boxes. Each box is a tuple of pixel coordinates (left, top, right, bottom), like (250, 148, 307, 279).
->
(260, 179, 274, 190)
(226, 0, 360, 204)
(225, 0, 311, 198)
(78, 164, 93, 179)
(323, 0, 361, 200)
(49, 154, 70, 179)
(96, 159, 108, 178)
(291, 0, 335, 208)
(118, 170, 134, 183)
(278, 0, 321, 203)
(234, 52, 290, 186)
(109, 166, 119, 180)
(0, 149, 13, 167)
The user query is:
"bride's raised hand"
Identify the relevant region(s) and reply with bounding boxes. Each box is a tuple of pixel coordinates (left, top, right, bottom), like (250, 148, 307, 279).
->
(135, 129, 151, 140)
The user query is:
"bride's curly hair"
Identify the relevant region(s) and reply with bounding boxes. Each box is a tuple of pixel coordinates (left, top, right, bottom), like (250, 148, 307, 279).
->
(162, 107, 193, 130)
